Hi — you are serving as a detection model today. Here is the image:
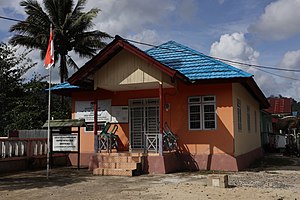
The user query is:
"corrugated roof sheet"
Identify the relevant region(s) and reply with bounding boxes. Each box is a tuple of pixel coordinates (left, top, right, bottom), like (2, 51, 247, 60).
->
(145, 41, 252, 80)
(265, 97, 292, 114)
(42, 119, 86, 128)
(49, 82, 80, 90)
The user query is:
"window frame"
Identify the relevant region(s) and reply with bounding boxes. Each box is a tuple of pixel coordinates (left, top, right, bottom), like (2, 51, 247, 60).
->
(188, 95, 216, 131)
(247, 105, 251, 132)
(237, 98, 242, 131)
(254, 110, 257, 133)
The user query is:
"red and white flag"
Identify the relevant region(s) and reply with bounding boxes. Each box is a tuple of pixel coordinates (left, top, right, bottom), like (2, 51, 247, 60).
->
(44, 25, 54, 69)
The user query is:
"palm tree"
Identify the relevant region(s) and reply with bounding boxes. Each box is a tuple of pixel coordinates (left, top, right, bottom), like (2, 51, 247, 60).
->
(9, 0, 111, 83)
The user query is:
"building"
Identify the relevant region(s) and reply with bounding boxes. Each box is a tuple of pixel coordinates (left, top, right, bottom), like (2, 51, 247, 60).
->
(54, 35, 269, 173)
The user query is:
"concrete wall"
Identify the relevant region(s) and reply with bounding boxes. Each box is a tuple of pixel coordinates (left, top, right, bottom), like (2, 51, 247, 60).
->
(71, 81, 237, 171)
(0, 154, 68, 174)
(232, 83, 261, 156)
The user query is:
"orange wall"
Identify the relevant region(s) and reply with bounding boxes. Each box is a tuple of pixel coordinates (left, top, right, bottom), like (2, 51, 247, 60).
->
(71, 81, 235, 157)
(165, 81, 234, 156)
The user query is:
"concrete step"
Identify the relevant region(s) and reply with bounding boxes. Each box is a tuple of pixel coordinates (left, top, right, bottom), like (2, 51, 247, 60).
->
(93, 168, 137, 176)
(93, 152, 145, 176)
(98, 152, 146, 157)
(98, 162, 141, 170)
(97, 155, 143, 163)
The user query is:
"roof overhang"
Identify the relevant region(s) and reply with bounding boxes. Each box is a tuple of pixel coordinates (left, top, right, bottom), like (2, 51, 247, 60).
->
(42, 119, 86, 128)
(48, 82, 90, 96)
(191, 77, 270, 109)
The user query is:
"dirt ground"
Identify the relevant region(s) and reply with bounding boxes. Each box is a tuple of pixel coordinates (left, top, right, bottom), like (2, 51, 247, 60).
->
(0, 153, 300, 200)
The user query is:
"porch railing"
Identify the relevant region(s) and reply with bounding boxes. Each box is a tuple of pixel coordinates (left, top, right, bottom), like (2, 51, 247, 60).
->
(145, 131, 178, 154)
(0, 138, 47, 159)
(97, 133, 118, 153)
(145, 134, 162, 153)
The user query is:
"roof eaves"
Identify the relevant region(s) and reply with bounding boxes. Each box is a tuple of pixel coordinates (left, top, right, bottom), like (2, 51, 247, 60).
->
(243, 77, 270, 109)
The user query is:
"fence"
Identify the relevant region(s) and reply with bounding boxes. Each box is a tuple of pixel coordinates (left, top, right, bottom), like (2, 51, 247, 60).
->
(9, 129, 47, 139)
(0, 138, 47, 159)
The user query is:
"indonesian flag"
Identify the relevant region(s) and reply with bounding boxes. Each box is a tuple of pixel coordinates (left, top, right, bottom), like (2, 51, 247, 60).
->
(44, 26, 54, 69)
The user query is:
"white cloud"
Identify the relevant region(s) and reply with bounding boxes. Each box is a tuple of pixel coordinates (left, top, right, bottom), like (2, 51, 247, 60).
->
(127, 29, 161, 50)
(279, 50, 300, 69)
(217, 0, 225, 5)
(210, 32, 300, 100)
(209, 32, 283, 98)
(209, 32, 260, 79)
(249, 0, 300, 40)
(210, 32, 259, 65)
(276, 50, 300, 100)
(85, 0, 198, 38)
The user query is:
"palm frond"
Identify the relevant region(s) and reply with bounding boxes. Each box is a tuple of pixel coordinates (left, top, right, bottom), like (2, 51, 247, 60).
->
(9, 0, 111, 83)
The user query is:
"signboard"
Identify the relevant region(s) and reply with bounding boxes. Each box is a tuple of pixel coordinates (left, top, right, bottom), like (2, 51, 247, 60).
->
(75, 100, 112, 122)
(75, 101, 94, 122)
(111, 106, 129, 123)
(98, 99, 111, 122)
(52, 135, 78, 152)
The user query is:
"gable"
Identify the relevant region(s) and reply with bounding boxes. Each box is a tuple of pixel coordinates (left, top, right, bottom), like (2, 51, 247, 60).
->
(94, 49, 175, 91)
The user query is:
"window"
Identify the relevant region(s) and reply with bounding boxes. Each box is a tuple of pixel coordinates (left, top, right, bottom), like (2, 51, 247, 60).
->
(188, 96, 216, 130)
(247, 106, 250, 132)
(237, 99, 242, 130)
(255, 110, 258, 132)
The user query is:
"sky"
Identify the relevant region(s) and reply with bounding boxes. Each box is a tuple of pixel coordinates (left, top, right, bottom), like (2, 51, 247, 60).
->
(1, 0, 300, 100)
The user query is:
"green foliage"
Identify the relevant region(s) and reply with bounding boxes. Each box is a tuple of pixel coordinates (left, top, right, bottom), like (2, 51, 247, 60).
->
(9, 0, 111, 83)
(0, 42, 34, 136)
(0, 43, 71, 136)
(5, 79, 72, 133)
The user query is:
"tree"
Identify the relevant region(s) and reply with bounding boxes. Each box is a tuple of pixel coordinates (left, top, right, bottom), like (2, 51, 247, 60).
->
(5, 76, 72, 132)
(0, 42, 72, 136)
(9, 0, 111, 83)
(0, 42, 34, 136)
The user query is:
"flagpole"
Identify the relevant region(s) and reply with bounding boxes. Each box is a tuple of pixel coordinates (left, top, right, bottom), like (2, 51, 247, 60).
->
(47, 65, 51, 179)
(46, 23, 53, 179)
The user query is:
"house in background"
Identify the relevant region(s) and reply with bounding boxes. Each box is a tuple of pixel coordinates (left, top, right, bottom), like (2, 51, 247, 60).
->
(55, 35, 269, 174)
(265, 97, 293, 134)
(263, 97, 298, 152)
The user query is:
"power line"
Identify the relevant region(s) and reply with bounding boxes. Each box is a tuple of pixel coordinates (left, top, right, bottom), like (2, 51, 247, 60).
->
(124, 38, 300, 81)
(0, 15, 23, 22)
(1, 14, 299, 80)
(214, 57, 300, 72)
(252, 67, 300, 81)
(125, 38, 300, 73)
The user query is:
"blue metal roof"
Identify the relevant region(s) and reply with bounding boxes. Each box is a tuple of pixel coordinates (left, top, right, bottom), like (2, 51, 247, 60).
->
(145, 41, 252, 80)
(48, 82, 80, 91)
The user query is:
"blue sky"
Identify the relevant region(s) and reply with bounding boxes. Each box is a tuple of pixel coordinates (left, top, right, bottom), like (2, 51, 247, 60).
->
(1, 0, 300, 100)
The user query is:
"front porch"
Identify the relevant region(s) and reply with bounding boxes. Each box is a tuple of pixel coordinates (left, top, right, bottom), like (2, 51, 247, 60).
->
(89, 151, 181, 176)
(88, 121, 179, 176)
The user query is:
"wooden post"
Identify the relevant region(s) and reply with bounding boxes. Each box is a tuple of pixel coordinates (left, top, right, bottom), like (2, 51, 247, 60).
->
(77, 126, 80, 170)
(93, 99, 98, 135)
(93, 99, 98, 153)
(159, 82, 163, 156)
